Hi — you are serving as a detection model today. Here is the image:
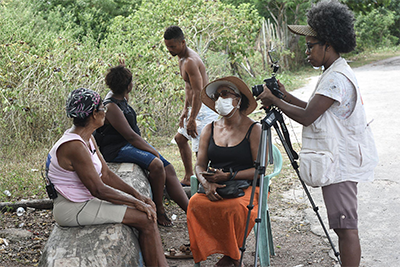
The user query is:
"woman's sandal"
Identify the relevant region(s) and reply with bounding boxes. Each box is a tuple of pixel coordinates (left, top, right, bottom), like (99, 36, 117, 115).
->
(164, 244, 193, 259)
(157, 212, 173, 227)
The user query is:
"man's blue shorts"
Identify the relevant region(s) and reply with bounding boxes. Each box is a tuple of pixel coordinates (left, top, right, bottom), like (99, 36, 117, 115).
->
(112, 143, 170, 169)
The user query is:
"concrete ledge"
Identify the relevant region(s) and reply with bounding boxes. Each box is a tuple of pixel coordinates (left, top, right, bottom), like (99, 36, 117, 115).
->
(39, 163, 150, 267)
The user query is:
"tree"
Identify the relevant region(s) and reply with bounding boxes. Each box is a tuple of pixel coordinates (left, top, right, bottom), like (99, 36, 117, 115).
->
(355, 7, 398, 50)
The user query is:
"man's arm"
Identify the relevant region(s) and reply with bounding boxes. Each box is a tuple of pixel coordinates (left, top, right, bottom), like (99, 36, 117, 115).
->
(185, 58, 203, 138)
(178, 85, 190, 128)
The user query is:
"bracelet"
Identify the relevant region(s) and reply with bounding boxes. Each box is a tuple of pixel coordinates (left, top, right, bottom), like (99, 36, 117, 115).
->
(228, 168, 234, 180)
(229, 170, 239, 181)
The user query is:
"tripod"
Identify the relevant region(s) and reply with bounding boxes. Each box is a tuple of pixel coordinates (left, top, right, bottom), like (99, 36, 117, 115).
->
(240, 106, 342, 266)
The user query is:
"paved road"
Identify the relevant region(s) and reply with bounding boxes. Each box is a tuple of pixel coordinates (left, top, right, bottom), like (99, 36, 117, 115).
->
(285, 56, 400, 267)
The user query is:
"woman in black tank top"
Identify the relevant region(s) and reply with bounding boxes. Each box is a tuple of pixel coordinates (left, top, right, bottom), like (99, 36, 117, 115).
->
(187, 77, 266, 266)
(95, 65, 188, 227)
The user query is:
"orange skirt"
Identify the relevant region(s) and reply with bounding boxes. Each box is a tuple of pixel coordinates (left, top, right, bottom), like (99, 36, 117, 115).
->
(187, 186, 259, 263)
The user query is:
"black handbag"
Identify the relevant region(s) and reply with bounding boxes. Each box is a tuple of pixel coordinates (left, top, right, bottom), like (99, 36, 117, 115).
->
(198, 179, 251, 199)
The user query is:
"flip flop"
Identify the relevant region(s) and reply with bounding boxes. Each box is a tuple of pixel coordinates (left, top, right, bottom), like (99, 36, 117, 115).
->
(180, 182, 190, 187)
(157, 212, 173, 227)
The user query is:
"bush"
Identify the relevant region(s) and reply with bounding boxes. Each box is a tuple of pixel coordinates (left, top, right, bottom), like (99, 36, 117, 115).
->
(355, 7, 398, 51)
(1, 0, 262, 150)
(0, 1, 112, 148)
(101, 0, 261, 135)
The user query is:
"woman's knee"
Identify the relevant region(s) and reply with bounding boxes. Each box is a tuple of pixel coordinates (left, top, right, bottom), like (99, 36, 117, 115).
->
(123, 208, 157, 231)
(334, 228, 359, 240)
(148, 158, 164, 174)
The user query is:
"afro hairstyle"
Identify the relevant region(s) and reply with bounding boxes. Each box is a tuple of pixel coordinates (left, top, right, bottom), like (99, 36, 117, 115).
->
(105, 65, 132, 95)
(307, 0, 356, 53)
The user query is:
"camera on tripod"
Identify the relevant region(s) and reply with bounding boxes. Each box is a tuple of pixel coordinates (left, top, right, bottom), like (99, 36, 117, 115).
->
(252, 50, 284, 99)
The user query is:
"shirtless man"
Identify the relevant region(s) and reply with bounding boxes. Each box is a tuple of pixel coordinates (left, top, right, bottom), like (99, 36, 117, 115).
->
(164, 25, 218, 186)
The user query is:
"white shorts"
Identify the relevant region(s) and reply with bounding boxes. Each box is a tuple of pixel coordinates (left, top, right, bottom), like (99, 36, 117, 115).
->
(178, 104, 218, 152)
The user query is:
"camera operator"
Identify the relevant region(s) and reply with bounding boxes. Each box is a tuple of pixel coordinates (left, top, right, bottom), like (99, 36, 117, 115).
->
(256, 1, 378, 266)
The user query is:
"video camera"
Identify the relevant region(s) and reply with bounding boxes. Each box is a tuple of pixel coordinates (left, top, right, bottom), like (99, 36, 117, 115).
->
(252, 50, 284, 99)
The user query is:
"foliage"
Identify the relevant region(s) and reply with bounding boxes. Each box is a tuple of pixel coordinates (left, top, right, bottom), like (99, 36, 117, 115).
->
(342, 0, 392, 13)
(355, 7, 398, 51)
(0, 0, 262, 149)
(28, 0, 140, 43)
(387, 0, 400, 41)
(221, 0, 313, 70)
(0, 0, 112, 148)
(102, 0, 261, 133)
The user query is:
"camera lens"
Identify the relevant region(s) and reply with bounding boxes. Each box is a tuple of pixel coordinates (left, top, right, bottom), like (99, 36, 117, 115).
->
(252, 84, 264, 97)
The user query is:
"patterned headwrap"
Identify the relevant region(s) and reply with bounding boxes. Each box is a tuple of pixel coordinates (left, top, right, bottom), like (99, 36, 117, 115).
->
(65, 88, 101, 119)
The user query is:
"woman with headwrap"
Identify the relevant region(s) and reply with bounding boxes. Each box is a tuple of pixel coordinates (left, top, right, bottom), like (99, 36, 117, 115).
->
(46, 88, 168, 266)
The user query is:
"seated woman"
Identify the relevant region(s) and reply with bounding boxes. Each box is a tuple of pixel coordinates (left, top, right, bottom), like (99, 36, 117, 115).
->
(47, 88, 168, 266)
(187, 76, 264, 266)
(94, 64, 188, 227)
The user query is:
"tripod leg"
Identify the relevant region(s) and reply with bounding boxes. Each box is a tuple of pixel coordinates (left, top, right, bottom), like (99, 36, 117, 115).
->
(253, 128, 270, 267)
(240, 123, 271, 266)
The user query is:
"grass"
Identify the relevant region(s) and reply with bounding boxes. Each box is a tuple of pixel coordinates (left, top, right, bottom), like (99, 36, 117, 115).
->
(1, 47, 399, 203)
(0, 145, 49, 202)
(347, 47, 400, 68)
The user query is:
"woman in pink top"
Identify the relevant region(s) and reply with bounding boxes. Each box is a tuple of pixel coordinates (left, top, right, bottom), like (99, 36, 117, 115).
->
(47, 88, 168, 267)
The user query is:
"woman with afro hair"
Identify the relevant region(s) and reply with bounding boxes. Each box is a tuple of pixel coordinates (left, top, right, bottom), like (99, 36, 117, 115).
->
(257, 1, 378, 266)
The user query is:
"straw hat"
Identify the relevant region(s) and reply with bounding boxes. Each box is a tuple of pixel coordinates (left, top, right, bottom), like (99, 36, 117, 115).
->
(201, 76, 257, 115)
(287, 25, 317, 37)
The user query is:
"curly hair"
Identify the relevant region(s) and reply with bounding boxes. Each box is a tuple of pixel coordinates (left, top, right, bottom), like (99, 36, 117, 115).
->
(164, 25, 185, 41)
(105, 65, 132, 95)
(307, 0, 356, 53)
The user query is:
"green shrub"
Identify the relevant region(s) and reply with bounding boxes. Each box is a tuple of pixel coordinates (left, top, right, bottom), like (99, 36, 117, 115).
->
(355, 7, 398, 51)
(101, 0, 261, 135)
(0, 1, 112, 148)
(1, 0, 262, 150)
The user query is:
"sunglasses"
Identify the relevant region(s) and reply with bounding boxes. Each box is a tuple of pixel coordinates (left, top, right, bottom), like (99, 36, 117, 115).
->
(210, 90, 240, 101)
(305, 41, 325, 53)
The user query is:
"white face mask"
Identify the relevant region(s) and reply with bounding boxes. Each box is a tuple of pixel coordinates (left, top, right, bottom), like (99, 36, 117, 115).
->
(215, 97, 235, 116)
(215, 97, 234, 116)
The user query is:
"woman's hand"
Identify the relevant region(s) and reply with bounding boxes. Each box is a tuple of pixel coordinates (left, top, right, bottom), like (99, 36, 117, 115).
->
(133, 199, 157, 222)
(202, 181, 226, 202)
(256, 80, 287, 108)
(256, 85, 276, 108)
(138, 195, 156, 211)
(200, 168, 229, 183)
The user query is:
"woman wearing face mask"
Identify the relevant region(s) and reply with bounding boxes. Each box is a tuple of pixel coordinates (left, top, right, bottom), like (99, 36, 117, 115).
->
(186, 76, 264, 266)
